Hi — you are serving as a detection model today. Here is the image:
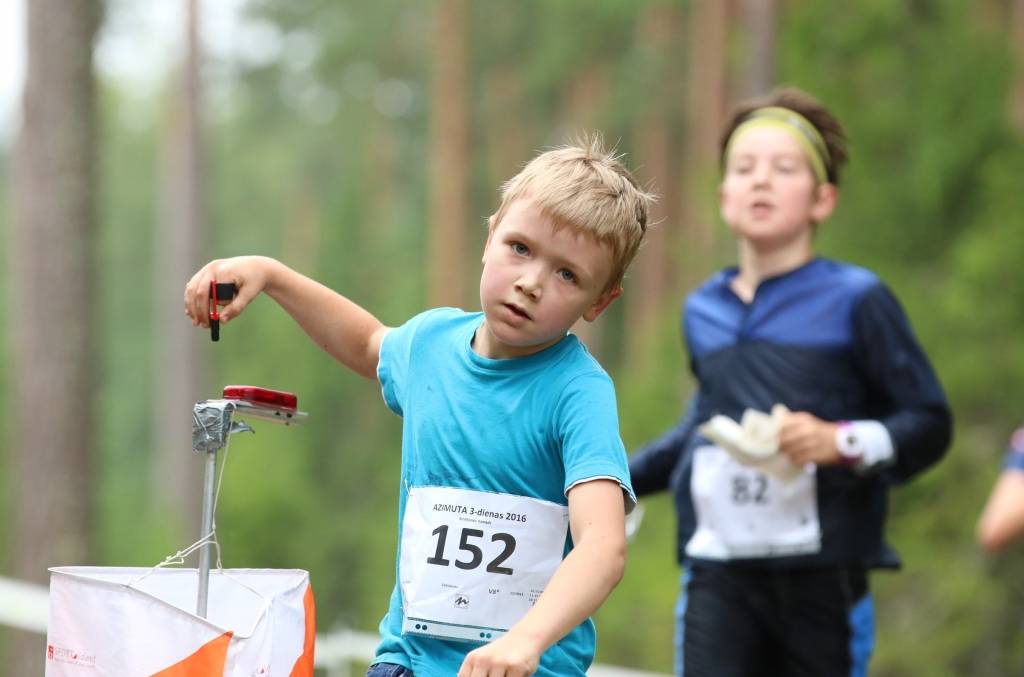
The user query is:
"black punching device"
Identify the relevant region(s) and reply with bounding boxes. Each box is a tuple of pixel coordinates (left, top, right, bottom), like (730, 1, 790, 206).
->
(209, 281, 237, 342)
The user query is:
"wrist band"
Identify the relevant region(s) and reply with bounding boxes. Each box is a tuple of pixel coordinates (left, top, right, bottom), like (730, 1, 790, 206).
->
(835, 420, 895, 469)
(835, 421, 863, 466)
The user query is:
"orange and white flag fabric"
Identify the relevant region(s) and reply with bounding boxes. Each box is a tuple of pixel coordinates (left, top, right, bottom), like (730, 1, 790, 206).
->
(46, 567, 315, 677)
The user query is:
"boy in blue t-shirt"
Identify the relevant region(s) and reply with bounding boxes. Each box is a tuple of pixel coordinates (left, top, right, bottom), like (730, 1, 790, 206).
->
(184, 139, 653, 677)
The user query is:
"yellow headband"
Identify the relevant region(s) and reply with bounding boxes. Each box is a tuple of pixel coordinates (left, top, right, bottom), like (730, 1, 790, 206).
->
(724, 107, 831, 184)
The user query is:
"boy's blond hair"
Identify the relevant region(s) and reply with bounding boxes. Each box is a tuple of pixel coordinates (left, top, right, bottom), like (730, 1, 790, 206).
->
(492, 137, 654, 292)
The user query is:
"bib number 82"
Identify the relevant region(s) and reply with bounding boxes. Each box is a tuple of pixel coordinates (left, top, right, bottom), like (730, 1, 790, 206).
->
(731, 473, 769, 505)
(427, 525, 516, 576)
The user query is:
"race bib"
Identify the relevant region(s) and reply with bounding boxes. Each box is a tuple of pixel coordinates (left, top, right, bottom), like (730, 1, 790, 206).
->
(399, 486, 569, 643)
(686, 445, 821, 559)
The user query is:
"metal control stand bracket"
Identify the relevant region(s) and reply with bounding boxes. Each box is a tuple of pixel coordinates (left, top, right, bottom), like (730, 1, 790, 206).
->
(190, 398, 308, 617)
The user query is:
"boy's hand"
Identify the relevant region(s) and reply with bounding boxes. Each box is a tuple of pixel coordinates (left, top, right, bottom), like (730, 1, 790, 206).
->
(457, 632, 542, 677)
(778, 411, 841, 465)
(184, 256, 273, 328)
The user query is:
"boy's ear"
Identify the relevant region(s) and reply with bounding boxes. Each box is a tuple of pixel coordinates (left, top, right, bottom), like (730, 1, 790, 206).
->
(582, 286, 623, 322)
(810, 182, 838, 223)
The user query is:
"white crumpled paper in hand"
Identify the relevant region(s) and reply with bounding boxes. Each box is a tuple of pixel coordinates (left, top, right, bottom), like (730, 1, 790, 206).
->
(698, 404, 804, 481)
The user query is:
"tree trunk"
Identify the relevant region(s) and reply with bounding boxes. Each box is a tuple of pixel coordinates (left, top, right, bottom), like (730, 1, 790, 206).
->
(428, 0, 471, 308)
(625, 2, 684, 369)
(152, 0, 208, 540)
(483, 67, 529, 211)
(6, 0, 100, 673)
(735, 0, 777, 99)
(678, 0, 731, 286)
(1011, 0, 1024, 133)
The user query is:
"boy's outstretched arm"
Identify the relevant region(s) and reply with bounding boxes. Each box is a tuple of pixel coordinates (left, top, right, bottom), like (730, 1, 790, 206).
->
(457, 479, 627, 677)
(184, 256, 388, 379)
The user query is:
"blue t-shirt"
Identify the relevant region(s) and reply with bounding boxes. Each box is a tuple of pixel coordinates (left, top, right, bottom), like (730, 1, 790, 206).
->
(372, 308, 635, 677)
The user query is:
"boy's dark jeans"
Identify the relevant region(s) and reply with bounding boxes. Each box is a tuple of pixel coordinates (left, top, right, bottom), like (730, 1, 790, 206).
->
(366, 662, 414, 677)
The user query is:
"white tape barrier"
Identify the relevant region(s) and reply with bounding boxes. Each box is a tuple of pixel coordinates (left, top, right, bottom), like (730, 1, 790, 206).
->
(0, 576, 668, 676)
(588, 666, 671, 677)
(0, 576, 49, 632)
(314, 627, 383, 666)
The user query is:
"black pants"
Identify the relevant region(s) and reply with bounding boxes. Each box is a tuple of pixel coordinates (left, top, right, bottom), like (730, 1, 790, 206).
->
(683, 564, 868, 677)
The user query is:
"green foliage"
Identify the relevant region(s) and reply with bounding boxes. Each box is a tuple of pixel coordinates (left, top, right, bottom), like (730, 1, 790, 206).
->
(92, 83, 165, 565)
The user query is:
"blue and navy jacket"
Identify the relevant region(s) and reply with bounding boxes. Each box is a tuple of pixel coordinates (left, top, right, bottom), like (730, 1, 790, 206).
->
(629, 258, 952, 569)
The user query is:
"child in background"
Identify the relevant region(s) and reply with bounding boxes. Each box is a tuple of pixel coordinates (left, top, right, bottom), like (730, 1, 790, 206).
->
(184, 138, 653, 677)
(628, 88, 952, 677)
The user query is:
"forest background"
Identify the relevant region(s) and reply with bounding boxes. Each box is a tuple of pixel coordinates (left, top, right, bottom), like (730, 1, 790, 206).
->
(3, 0, 1024, 675)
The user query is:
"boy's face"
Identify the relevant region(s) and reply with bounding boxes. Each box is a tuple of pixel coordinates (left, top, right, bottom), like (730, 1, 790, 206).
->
(719, 125, 836, 250)
(476, 199, 621, 359)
